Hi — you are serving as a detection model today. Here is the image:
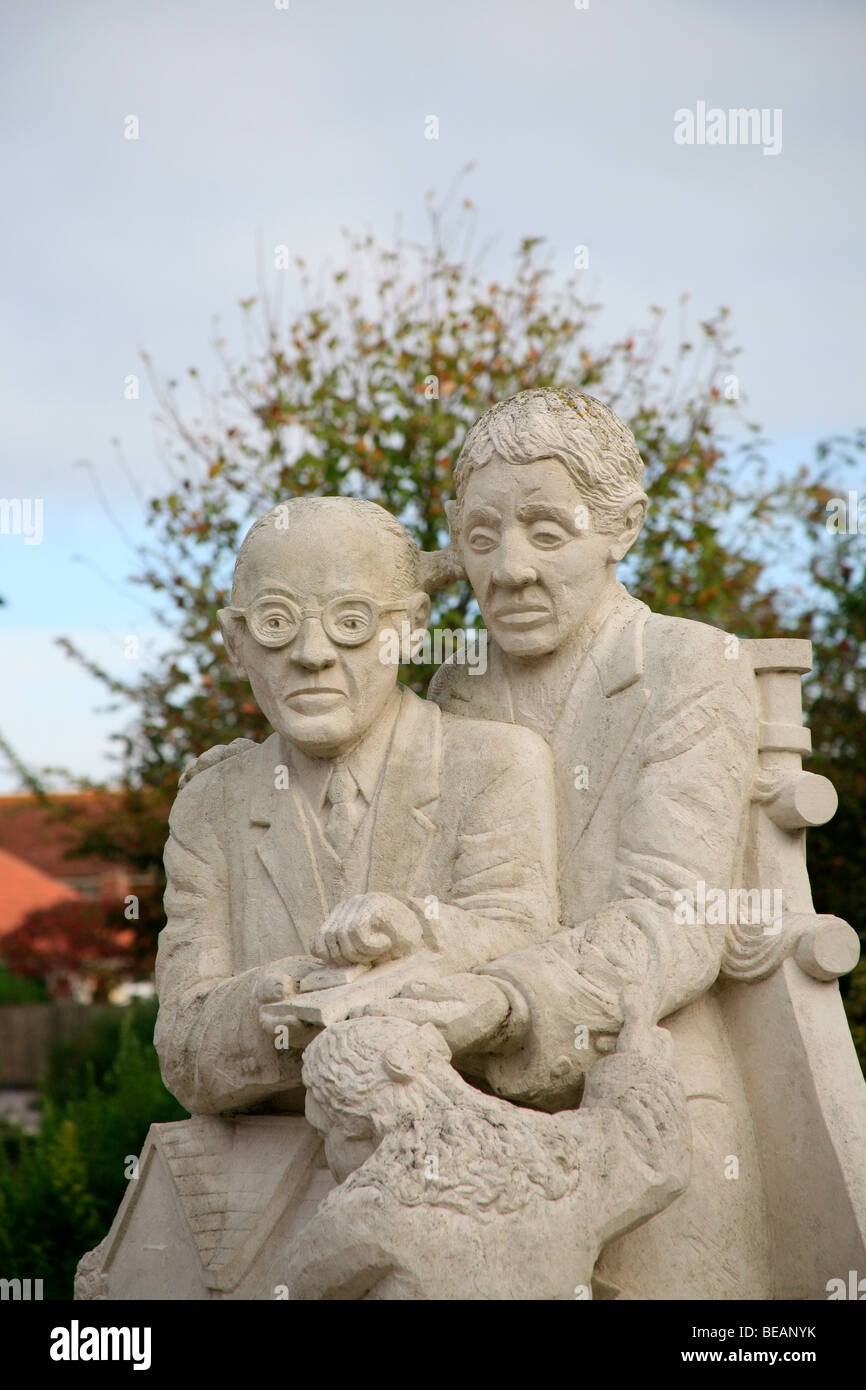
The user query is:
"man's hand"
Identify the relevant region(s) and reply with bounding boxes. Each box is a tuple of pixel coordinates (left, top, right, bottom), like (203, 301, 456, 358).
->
(254, 955, 319, 1005)
(312, 893, 423, 967)
(352, 972, 511, 1057)
(256, 958, 322, 1048)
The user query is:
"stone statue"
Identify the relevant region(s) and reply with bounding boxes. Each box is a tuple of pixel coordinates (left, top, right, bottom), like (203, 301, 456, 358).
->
(77, 395, 866, 1303)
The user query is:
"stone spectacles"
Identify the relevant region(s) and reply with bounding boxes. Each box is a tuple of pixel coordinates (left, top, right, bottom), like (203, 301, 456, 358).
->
(220, 592, 415, 649)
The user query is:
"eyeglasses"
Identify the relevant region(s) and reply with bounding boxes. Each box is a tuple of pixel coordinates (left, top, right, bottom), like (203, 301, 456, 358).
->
(220, 592, 415, 648)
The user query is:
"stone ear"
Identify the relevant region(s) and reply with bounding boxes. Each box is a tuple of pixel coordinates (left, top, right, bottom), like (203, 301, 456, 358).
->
(382, 1044, 417, 1084)
(410, 589, 432, 632)
(217, 609, 247, 678)
(607, 495, 648, 563)
(382, 1023, 450, 1082)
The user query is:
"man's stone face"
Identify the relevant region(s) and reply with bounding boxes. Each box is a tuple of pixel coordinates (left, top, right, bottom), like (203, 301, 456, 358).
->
(459, 457, 616, 658)
(232, 513, 409, 757)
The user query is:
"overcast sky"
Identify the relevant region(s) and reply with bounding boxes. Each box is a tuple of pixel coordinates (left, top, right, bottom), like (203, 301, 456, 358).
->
(1, 0, 864, 790)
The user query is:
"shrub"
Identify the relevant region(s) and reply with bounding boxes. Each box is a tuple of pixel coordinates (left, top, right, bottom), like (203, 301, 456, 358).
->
(0, 999, 185, 1298)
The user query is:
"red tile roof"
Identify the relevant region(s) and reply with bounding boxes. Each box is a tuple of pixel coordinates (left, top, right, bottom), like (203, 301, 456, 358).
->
(0, 848, 83, 938)
(0, 794, 120, 881)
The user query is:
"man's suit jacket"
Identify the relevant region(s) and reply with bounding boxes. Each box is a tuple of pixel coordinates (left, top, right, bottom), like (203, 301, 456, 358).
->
(430, 584, 758, 1109)
(154, 687, 558, 1115)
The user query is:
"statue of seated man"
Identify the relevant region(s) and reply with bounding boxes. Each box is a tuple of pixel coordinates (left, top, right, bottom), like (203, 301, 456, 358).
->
(153, 496, 560, 1116)
(284, 989, 690, 1300)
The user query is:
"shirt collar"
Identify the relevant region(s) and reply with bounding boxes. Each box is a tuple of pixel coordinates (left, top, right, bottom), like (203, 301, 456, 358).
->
(283, 687, 402, 810)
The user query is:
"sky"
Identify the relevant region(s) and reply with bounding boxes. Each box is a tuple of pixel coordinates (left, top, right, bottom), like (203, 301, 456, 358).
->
(1, 0, 864, 790)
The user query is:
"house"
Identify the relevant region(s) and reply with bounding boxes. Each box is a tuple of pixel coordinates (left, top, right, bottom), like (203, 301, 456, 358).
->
(0, 793, 147, 902)
(0, 848, 83, 938)
(0, 795, 155, 1001)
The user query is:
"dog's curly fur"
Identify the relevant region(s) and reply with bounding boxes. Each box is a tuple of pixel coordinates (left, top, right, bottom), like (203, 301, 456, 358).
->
(303, 1016, 584, 1220)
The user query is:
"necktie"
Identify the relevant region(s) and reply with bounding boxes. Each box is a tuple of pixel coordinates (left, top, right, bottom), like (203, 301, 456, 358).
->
(324, 764, 363, 859)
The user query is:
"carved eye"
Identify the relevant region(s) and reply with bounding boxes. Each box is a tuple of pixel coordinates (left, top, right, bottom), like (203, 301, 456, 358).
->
(529, 525, 569, 550)
(467, 528, 498, 553)
(337, 612, 367, 633)
(250, 598, 298, 644)
(262, 610, 292, 631)
(330, 601, 375, 642)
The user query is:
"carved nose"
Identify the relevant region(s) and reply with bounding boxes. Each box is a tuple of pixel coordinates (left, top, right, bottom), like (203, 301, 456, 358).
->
(290, 617, 338, 669)
(491, 537, 537, 587)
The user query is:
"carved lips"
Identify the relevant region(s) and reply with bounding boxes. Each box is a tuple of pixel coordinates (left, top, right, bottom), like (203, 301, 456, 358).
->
(489, 605, 552, 630)
(284, 686, 347, 713)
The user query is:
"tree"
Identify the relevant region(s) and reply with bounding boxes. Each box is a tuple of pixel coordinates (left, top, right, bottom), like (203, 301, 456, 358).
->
(0, 899, 139, 1002)
(801, 490, 866, 1055)
(0, 1003, 185, 1297)
(8, 195, 864, 1049)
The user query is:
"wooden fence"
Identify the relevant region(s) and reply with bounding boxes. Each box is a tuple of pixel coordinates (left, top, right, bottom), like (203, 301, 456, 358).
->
(0, 1002, 123, 1086)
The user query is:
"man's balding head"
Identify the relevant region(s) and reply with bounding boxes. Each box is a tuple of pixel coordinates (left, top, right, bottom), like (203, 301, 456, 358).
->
(231, 497, 419, 608)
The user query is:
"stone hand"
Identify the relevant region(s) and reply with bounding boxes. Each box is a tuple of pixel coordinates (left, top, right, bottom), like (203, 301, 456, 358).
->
(312, 893, 423, 966)
(254, 955, 319, 1006)
(353, 972, 511, 1057)
(255, 967, 298, 1005)
(614, 982, 673, 1066)
(585, 931, 659, 1057)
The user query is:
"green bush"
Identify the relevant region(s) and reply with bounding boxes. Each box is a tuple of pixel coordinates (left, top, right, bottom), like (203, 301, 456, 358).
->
(0, 999, 186, 1298)
(0, 964, 50, 1004)
(45, 999, 154, 1108)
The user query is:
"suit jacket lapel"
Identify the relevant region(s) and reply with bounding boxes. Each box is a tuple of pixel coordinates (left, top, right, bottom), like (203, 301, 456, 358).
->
(249, 733, 330, 944)
(367, 689, 441, 898)
(553, 594, 653, 857)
